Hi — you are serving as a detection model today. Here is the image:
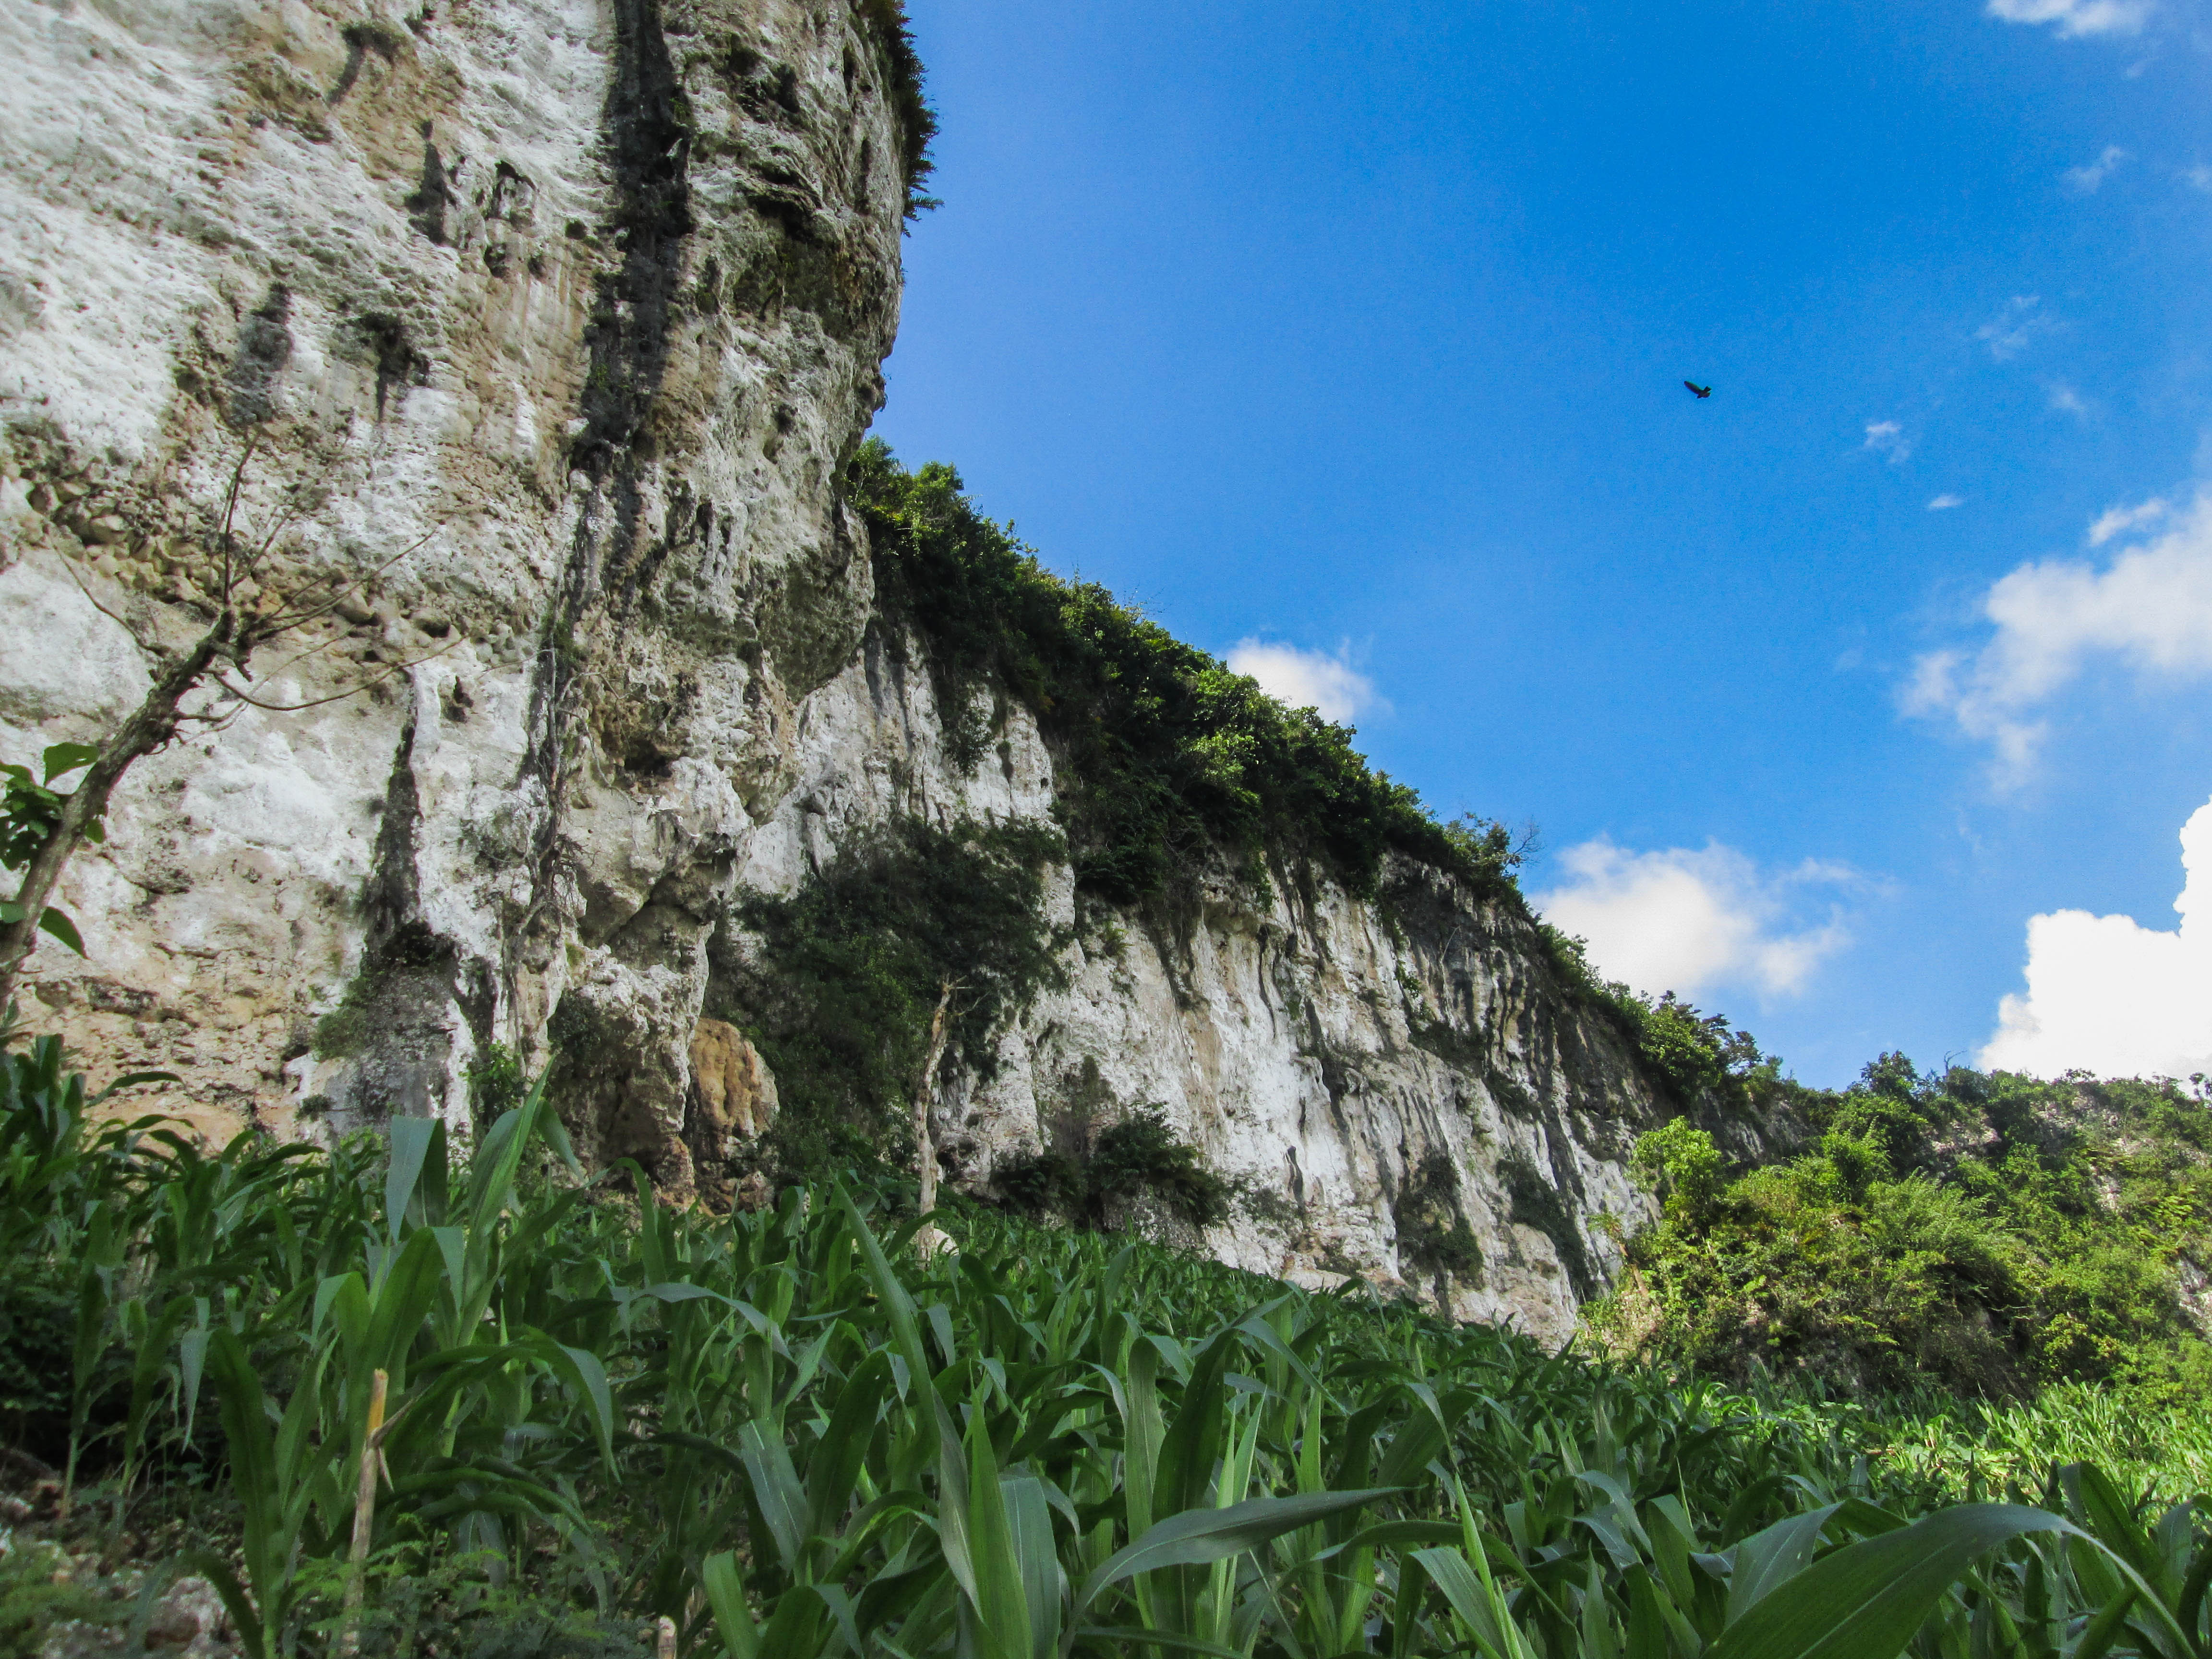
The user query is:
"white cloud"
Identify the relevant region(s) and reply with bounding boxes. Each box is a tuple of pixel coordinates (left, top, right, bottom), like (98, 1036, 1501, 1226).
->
(1982, 795, 2212, 1079)
(1226, 638, 1381, 724)
(2047, 382, 2089, 417)
(1928, 494, 1966, 511)
(2186, 164, 2212, 192)
(1986, 0, 2153, 36)
(1534, 840, 1854, 1001)
(1864, 420, 1911, 463)
(2062, 145, 2130, 193)
(2087, 495, 2168, 546)
(1905, 493, 2212, 783)
(1976, 296, 2054, 361)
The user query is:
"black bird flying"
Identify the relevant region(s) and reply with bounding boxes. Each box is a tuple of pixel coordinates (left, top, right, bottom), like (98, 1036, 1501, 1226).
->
(1684, 381, 1712, 398)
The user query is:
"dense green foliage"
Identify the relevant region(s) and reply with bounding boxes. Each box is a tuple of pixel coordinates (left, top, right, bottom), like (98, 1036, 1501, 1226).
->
(1597, 1058, 2212, 1404)
(1538, 926, 1771, 1106)
(851, 442, 1523, 910)
(995, 1105, 1232, 1229)
(0, 742, 103, 958)
(9, 1031, 2212, 1659)
(723, 818, 1066, 1181)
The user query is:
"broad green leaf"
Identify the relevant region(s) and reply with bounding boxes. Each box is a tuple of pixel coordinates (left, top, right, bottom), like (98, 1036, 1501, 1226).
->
(1725, 1504, 1841, 1624)
(1709, 1503, 2070, 1659)
(385, 1117, 440, 1242)
(739, 1419, 809, 1577)
(703, 1549, 760, 1659)
(37, 906, 85, 955)
(1075, 1488, 1399, 1618)
(41, 742, 98, 783)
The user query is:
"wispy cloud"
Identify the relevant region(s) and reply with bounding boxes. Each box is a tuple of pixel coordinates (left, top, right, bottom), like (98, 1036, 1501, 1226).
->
(1986, 0, 2153, 36)
(1534, 841, 1857, 1000)
(1903, 493, 2212, 784)
(2087, 495, 2169, 546)
(2062, 145, 2130, 193)
(1927, 494, 1966, 511)
(1983, 794, 2212, 1079)
(2046, 382, 2090, 417)
(1976, 296, 2055, 361)
(1226, 638, 1383, 725)
(1863, 420, 1911, 464)
(2185, 164, 2212, 192)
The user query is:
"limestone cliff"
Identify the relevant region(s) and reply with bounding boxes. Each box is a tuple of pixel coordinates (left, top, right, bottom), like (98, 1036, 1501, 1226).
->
(0, 0, 1674, 1343)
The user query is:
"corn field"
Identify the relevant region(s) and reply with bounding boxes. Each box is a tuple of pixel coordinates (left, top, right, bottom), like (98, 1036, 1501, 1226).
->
(4, 1034, 2210, 1659)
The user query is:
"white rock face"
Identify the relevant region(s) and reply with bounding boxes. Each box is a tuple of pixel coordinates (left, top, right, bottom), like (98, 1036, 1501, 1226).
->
(0, 0, 1663, 1341)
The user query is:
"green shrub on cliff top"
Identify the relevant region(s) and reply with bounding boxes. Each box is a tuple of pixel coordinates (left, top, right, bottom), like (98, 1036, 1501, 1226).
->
(849, 440, 1520, 908)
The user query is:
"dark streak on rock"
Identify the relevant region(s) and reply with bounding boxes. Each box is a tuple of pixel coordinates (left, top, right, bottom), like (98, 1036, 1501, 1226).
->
(352, 313, 423, 420)
(226, 282, 291, 427)
(328, 21, 402, 106)
(364, 721, 453, 973)
(516, 0, 694, 988)
(406, 134, 456, 243)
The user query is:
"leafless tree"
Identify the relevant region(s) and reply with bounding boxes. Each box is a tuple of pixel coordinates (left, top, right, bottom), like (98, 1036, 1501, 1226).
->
(0, 435, 453, 1010)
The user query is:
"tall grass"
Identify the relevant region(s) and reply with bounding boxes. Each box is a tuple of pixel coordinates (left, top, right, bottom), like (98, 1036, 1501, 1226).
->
(3, 1034, 2208, 1659)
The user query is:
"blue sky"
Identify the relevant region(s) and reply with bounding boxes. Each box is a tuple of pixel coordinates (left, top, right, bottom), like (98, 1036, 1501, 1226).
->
(873, 0, 2212, 1088)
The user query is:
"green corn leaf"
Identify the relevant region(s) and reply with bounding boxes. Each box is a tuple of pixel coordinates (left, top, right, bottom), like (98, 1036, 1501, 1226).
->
(838, 1188, 934, 1410)
(1003, 1468, 1061, 1659)
(739, 1419, 810, 1577)
(1075, 1487, 1399, 1618)
(1725, 1505, 1841, 1624)
(1121, 1335, 1164, 1543)
(385, 1117, 440, 1241)
(2069, 1586, 2139, 1659)
(807, 1348, 892, 1544)
(755, 1586, 831, 1659)
(1709, 1503, 2072, 1659)
(84, 1068, 180, 1104)
(703, 1551, 760, 1659)
(1154, 1331, 1234, 1520)
(2067, 1463, 2163, 1593)
(541, 1339, 616, 1470)
(364, 1225, 446, 1383)
(176, 1548, 267, 1659)
(961, 1409, 1033, 1659)
(205, 1332, 282, 1659)
(1415, 1545, 1533, 1659)
(1584, 1559, 1625, 1659)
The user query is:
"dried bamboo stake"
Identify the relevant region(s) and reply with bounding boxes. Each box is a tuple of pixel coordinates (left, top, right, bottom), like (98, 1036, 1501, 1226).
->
(338, 1368, 388, 1659)
(656, 1616, 676, 1659)
(912, 980, 956, 1259)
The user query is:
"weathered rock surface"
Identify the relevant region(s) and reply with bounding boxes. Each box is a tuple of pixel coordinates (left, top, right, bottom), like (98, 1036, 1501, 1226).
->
(0, 0, 1670, 1342)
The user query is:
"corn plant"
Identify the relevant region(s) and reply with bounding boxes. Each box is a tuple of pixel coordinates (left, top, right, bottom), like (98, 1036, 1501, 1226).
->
(5, 1029, 2209, 1659)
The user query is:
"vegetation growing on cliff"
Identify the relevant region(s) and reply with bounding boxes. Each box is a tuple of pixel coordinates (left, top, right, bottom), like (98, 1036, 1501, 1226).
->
(1594, 1058, 2212, 1404)
(854, 0, 939, 215)
(850, 441, 1523, 908)
(1539, 920, 1776, 1105)
(720, 817, 1065, 1180)
(994, 1104, 1231, 1228)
